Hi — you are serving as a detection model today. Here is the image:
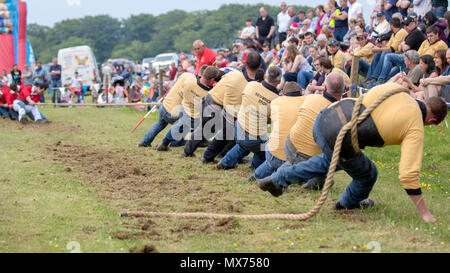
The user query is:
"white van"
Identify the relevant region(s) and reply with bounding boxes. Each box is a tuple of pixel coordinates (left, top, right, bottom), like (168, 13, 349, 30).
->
(152, 53, 179, 71)
(58, 45, 101, 88)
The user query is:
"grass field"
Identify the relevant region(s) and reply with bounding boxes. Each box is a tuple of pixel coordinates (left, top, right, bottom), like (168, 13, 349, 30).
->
(0, 102, 448, 253)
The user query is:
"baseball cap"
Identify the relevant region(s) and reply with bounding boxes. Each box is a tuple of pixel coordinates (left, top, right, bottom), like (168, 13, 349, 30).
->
(403, 16, 415, 25)
(376, 11, 385, 17)
(327, 38, 340, 47)
(408, 12, 418, 19)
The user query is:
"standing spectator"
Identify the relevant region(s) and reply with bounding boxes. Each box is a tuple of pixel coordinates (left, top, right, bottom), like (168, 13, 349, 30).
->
(277, 2, 291, 46)
(348, 0, 363, 21)
(49, 58, 62, 103)
(413, 0, 432, 19)
(307, 9, 319, 33)
(240, 19, 256, 40)
(287, 6, 298, 27)
(169, 62, 177, 81)
(135, 61, 143, 77)
(70, 72, 83, 104)
(333, 0, 349, 42)
(193, 40, 217, 75)
(431, 0, 448, 18)
(296, 9, 306, 29)
(33, 61, 46, 103)
(256, 7, 276, 45)
(22, 64, 33, 87)
(397, 1, 411, 17)
(10, 64, 21, 85)
(385, 0, 399, 22)
(316, 5, 326, 36)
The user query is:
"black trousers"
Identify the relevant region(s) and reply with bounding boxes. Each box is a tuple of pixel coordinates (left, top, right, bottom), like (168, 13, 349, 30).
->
(183, 95, 222, 156)
(203, 110, 237, 162)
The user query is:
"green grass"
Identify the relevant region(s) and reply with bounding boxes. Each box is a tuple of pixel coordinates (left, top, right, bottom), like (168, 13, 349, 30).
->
(0, 104, 448, 253)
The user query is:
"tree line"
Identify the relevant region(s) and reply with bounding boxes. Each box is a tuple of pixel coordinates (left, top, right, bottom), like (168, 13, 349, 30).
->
(28, 3, 312, 64)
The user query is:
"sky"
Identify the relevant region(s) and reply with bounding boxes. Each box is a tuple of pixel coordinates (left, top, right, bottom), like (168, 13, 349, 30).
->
(24, 0, 377, 26)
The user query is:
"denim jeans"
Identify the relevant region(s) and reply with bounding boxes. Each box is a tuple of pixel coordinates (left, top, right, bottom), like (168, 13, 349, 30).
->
(141, 105, 181, 146)
(334, 27, 349, 42)
(0, 107, 9, 117)
(162, 109, 198, 146)
(220, 123, 268, 169)
(297, 71, 314, 90)
(283, 72, 298, 82)
(271, 110, 378, 209)
(367, 51, 389, 79)
(346, 59, 370, 78)
(50, 80, 62, 103)
(378, 53, 405, 83)
(253, 150, 285, 179)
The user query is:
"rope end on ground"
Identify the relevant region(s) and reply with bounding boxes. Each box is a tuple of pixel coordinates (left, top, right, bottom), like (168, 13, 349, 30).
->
(120, 212, 129, 217)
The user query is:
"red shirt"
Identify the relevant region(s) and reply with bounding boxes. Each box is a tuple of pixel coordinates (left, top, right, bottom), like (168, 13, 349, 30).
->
(169, 67, 177, 80)
(0, 88, 7, 105)
(5, 85, 17, 106)
(195, 46, 217, 74)
(19, 86, 41, 103)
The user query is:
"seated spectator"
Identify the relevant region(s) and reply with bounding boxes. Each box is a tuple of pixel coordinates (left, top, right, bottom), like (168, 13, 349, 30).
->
(300, 31, 317, 58)
(343, 19, 358, 43)
(299, 19, 314, 35)
(1, 69, 9, 85)
(388, 50, 424, 92)
(12, 82, 49, 123)
(408, 54, 437, 98)
(369, 11, 390, 38)
(418, 26, 449, 57)
(317, 34, 329, 56)
(327, 38, 346, 71)
(261, 42, 274, 65)
(0, 84, 9, 118)
(419, 49, 450, 100)
(306, 58, 327, 94)
(344, 33, 374, 77)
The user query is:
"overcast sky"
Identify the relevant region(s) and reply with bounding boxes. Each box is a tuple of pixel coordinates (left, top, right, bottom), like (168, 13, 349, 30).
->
(24, 0, 377, 26)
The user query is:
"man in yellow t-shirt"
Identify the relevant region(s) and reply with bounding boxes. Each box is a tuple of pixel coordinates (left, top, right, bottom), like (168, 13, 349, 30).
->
(259, 83, 448, 223)
(156, 66, 218, 151)
(252, 82, 305, 181)
(217, 66, 282, 170)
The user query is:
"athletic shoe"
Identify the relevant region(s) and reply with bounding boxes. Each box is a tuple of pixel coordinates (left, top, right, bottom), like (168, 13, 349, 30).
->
(248, 175, 256, 183)
(137, 143, 150, 148)
(201, 157, 216, 164)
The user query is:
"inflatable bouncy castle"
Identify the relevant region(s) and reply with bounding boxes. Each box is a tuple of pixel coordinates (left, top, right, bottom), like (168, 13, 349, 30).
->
(0, 0, 34, 72)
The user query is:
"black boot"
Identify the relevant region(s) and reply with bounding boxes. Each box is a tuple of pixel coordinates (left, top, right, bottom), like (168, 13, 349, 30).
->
(156, 142, 170, 151)
(257, 177, 284, 198)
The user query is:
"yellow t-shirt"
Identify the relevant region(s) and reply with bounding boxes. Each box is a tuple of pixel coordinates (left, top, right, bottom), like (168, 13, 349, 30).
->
(387, 29, 408, 53)
(267, 95, 305, 160)
(290, 94, 336, 157)
(353, 42, 375, 64)
(329, 50, 345, 71)
(181, 76, 212, 119)
(163, 73, 194, 118)
(237, 81, 280, 136)
(418, 40, 448, 57)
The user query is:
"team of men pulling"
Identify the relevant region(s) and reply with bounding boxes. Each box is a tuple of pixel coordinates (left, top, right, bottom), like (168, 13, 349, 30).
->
(138, 50, 446, 223)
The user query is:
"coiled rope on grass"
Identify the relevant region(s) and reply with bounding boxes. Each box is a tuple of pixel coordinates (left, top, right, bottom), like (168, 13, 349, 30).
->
(121, 87, 409, 221)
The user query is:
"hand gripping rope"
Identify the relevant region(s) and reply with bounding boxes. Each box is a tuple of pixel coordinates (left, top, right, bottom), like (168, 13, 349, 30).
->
(121, 88, 409, 221)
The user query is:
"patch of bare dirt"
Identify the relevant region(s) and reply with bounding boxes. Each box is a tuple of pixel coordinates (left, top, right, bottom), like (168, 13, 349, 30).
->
(129, 244, 159, 253)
